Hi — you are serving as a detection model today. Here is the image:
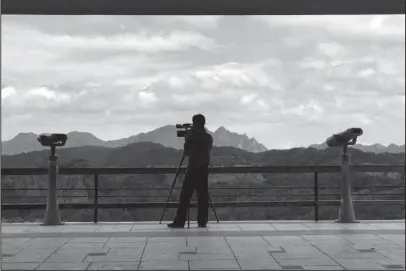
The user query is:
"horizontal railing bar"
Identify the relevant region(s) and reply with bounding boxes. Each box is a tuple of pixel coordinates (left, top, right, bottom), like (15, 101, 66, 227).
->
(2, 185, 404, 191)
(2, 193, 405, 199)
(2, 200, 404, 210)
(2, 165, 405, 176)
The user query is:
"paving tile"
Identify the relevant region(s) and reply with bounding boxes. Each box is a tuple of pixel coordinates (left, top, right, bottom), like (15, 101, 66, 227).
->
(373, 258, 406, 267)
(104, 242, 147, 248)
(328, 252, 391, 261)
(147, 237, 186, 243)
(351, 244, 402, 251)
(275, 258, 340, 267)
(280, 245, 323, 254)
(371, 224, 405, 230)
(87, 261, 140, 270)
(2, 227, 28, 234)
(302, 235, 344, 241)
(2, 247, 23, 256)
(337, 224, 384, 231)
(85, 254, 144, 262)
(132, 225, 172, 232)
(207, 226, 242, 231)
(2, 238, 31, 247)
(24, 227, 65, 233)
(61, 227, 99, 232)
(138, 260, 189, 270)
(315, 245, 359, 255)
(232, 250, 275, 260)
(238, 223, 276, 231)
(173, 227, 208, 232)
(377, 234, 406, 247)
(107, 247, 145, 255)
(191, 243, 232, 254)
(189, 259, 241, 270)
(44, 253, 87, 263)
(180, 253, 236, 261)
(375, 249, 405, 261)
(302, 223, 345, 230)
(188, 236, 226, 243)
(3, 249, 54, 263)
(272, 224, 311, 231)
(273, 253, 332, 261)
(59, 243, 106, 250)
(96, 225, 133, 232)
(306, 239, 353, 246)
(263, 236, 310, 246)
(56, 247, 110, 255)
(141, 251, 180, 261)
(237, 258, 282, 270)
(107, 237, 147, 243)
(335, 259, 387, 270)
(1, 262, 41, 270)
(302, 266, 345, 270)
(68, 237, 109, 243)
(36, 262, 90, 270)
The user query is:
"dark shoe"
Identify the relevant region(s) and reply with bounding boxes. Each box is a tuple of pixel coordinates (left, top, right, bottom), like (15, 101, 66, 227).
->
(167, 222, 184, 228)
(198, 223, 207, 228)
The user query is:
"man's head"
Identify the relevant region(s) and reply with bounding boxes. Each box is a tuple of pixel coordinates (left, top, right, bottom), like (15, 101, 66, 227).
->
(192, 114, 206, 129)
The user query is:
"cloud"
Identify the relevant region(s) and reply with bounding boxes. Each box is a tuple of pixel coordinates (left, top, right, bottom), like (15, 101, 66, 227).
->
(1, 15, 405, 149)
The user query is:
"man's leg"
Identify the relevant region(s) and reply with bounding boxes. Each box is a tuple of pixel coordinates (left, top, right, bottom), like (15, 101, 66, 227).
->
(170, 172, 195, 227)
(196, 166, 209, 227)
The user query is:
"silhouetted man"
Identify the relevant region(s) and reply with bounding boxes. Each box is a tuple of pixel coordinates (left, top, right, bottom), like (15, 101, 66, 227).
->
(168, 114, 213, 228)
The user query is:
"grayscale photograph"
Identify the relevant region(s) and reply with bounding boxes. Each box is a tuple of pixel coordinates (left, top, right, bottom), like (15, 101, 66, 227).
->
(1, 14, 405, 271)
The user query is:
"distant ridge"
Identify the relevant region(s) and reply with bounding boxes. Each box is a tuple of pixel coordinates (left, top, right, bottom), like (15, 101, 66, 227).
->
(2, 125, 267, 155)
(309, 142, 405, 154)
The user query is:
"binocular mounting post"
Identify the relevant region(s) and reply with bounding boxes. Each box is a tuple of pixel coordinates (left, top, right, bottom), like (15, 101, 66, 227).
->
(335, 143, 359, 223)
(42, 145, 63, 226)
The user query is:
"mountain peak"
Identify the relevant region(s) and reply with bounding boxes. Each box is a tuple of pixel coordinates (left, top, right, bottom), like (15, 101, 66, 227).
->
(13, 132, 37, 138)
(215, 126, 228, 133)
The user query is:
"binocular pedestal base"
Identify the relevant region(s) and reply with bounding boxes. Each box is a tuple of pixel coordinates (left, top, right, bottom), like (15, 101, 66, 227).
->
(335, 151, 358, 224)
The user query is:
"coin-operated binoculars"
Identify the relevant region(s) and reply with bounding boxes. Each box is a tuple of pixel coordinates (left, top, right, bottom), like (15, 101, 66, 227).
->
(326, 128, 363, 223)
(37, 133, 68, 226)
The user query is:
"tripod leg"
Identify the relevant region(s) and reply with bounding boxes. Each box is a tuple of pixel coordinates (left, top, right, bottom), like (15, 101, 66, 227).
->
(208, 194, 219, 223)
(159, 155, 185, 223)
(187, 205, 190, 228)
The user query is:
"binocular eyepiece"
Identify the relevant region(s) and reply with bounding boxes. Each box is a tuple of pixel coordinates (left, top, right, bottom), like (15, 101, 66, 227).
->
(176, 123, 193, 138)
(37, 133, 68, 147)
(326, 128, 363, 147)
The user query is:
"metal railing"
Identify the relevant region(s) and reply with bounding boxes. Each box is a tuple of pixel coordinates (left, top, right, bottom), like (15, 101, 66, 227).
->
(1, 165, 405, 223)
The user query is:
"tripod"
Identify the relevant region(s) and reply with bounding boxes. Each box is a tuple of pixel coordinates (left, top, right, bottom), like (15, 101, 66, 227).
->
(159, 154, 220, 228)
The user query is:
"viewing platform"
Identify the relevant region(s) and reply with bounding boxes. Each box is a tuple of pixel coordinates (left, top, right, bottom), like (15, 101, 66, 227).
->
(2, 163, 405, 270)
(2, 220, 405, 270)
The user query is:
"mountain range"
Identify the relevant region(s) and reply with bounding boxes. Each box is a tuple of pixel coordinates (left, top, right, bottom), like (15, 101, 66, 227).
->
(2, 125, 404, 156)
(1, 125, 267, 155)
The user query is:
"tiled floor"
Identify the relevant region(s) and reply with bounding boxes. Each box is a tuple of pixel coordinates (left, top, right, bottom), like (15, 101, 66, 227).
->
(2, 221, 405, 270)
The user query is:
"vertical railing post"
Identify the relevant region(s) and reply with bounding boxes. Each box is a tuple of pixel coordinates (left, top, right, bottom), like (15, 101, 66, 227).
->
(94, 173, 99, 223)
(335, 145, 358, 223)
(314, 171, 319, 222)
(42, 145, 62, 225)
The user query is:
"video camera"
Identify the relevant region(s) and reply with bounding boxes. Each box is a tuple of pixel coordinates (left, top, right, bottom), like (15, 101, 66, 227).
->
(176, 123, 193, 138)
(326, 128, 363, 147)
(37, 133, 68, 147)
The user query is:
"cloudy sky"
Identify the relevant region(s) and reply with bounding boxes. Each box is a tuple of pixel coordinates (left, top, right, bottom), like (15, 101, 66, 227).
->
(2, 15, 405, 149)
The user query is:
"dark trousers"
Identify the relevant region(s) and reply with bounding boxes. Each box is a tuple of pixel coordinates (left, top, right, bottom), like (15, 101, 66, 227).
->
(173, 165, 209, 225)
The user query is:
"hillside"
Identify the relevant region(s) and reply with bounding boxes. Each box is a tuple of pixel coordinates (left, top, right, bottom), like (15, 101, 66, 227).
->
(1, 143, 405, 222)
